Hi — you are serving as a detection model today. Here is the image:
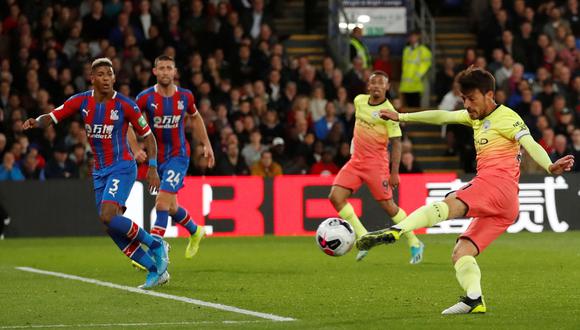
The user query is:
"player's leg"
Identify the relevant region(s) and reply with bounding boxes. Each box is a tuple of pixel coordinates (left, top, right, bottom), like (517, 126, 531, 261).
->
(357, 194, 465, 251)
(329, 185, 366, 238)
(377, 199, 424, 264)
(441, 238, 486, 314)
(94, 175, 158, 272)
(171, 202, 206, 258)
(97, 165, 169, 281)
(151, 191, 172, 239)
(330, 163, 366, 238)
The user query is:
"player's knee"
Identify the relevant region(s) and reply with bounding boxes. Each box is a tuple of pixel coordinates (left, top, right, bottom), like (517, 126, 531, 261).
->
(451, 239, 478, 264)
(328, 191, 344, 210)
(384, 200, 398, 216)
(99, 209, 115, 224)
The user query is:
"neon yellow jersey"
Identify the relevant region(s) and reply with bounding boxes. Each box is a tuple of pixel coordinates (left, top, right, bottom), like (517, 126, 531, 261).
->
(351, 94, 401, 162)
(400, 105, 530, 182)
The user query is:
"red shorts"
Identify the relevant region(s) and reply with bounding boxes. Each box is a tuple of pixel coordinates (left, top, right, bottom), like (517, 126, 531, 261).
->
(333, 160, 392, 200)
(455, 175, 519, 253)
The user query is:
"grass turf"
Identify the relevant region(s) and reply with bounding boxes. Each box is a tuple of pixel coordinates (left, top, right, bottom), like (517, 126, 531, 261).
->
(1, 232, 579, 329)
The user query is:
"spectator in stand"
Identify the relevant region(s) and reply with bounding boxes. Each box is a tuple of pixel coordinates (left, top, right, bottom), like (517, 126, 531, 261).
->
(539, 128, 556, 154)
(250, 150, 282, 177)
(215, 142, 250, 175)
(435, 57, 457, 103)
(487, 48, 505, 74)
(399, 151, 422, 174)
(494, 54, 514, 87)
(542, 6, 571, 41)
(314, 102, 341, 141)
(373, 44, 393, 78)
(0, 152, 24, 181)
(241, 129, 267, 167)
(21, 148, 45, 180)
(44, 143, 78, 179)
(310, 149, 339, 175)
(550, 134, 572, 161)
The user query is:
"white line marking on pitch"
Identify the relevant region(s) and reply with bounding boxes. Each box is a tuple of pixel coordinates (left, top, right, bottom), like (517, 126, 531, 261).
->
(15, 267, 295, 322)
(0, 320, 267, 329)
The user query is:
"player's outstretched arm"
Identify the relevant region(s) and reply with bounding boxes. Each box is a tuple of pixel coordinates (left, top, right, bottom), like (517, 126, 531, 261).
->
(519, 134, 574, 174)
(190, 113, 215, 168)
(22, 114, 54, 130)
(380, 109, 471, 126)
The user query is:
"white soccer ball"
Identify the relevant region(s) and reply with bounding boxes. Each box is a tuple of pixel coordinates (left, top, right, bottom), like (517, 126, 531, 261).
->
(316, 218, 356, 256)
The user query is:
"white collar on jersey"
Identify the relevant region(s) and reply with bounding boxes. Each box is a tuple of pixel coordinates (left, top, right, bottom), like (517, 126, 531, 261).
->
(90, 90, 117, 99)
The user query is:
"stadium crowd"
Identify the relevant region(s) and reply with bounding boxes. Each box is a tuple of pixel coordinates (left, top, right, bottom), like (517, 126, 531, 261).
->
(0, 0, 578, 182)
(437, 0, 580, 172)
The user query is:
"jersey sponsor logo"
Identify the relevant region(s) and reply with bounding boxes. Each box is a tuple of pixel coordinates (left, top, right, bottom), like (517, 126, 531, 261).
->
(153, 115, 181, 129)
(178, 100, 184, 110)
(356, 118, 376, 129)
(85, 124, 114, 139)
(476, 138, 489, 145)
(110, 109, 119, 121)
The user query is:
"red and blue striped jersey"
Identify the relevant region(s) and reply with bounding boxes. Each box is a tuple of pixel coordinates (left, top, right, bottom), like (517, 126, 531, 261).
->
(50, 90, 152, 170)
(135, 85, 198, 163)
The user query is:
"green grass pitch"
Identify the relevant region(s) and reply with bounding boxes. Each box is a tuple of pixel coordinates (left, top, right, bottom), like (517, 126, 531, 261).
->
(1, 232, 579, 329)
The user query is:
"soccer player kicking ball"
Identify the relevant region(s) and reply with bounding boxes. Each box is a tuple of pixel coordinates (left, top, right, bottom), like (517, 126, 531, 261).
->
(23, 58, 170, 289)
(329, 71, 424, 263)
(133, 55, 214, 262)
(358, 67, 574, 314)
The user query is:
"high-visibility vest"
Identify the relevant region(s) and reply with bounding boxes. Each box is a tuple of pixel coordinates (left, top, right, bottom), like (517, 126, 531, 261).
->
(400, 44, 432, 93)
(350, 37, 371, 69)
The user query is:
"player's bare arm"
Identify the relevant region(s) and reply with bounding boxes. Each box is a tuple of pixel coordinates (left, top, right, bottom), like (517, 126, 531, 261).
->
(22, 114, 54, 130)
(389, 137, 402, 189)
(142, 134, 160, 192)
(190, 113, 215, 168)
(127, 126, 147, 163)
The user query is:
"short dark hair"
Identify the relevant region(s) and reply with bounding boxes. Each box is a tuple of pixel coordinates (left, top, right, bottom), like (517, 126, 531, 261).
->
(456, 67, 495, 95)
(154, 55, 175, 67)
(91, 58, 113, 71)
(370, 70, 389, 81)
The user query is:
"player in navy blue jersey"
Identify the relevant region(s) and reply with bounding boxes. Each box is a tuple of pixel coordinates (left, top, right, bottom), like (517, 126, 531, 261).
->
(133, 55, 214, 261)
(23, 58, 169, 289)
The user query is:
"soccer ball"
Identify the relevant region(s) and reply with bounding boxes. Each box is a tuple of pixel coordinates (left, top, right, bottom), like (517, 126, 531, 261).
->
(316, 218, 356, 256)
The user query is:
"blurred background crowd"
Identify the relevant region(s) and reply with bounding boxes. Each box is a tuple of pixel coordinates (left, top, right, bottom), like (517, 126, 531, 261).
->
(0, 0, 578, 182)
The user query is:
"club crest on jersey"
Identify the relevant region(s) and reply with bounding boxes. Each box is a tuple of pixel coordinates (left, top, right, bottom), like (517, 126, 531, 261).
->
(178, 100, 184, 110)
(483, 120, 491, 130)
(110, 109, 119, 121)
(371, 111, 380, 118)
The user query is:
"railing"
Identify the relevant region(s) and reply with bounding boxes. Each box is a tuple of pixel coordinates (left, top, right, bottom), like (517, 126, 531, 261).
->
(327, 0, 351, 70)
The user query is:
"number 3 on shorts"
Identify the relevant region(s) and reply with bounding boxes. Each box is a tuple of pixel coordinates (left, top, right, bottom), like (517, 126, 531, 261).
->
(166, 170, 181, 188)
(108, 178, 120, 197)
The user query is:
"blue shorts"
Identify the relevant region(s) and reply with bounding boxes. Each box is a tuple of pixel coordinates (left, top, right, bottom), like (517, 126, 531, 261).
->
(159, 156, 189, 194)
(93, 160, 137, 211)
